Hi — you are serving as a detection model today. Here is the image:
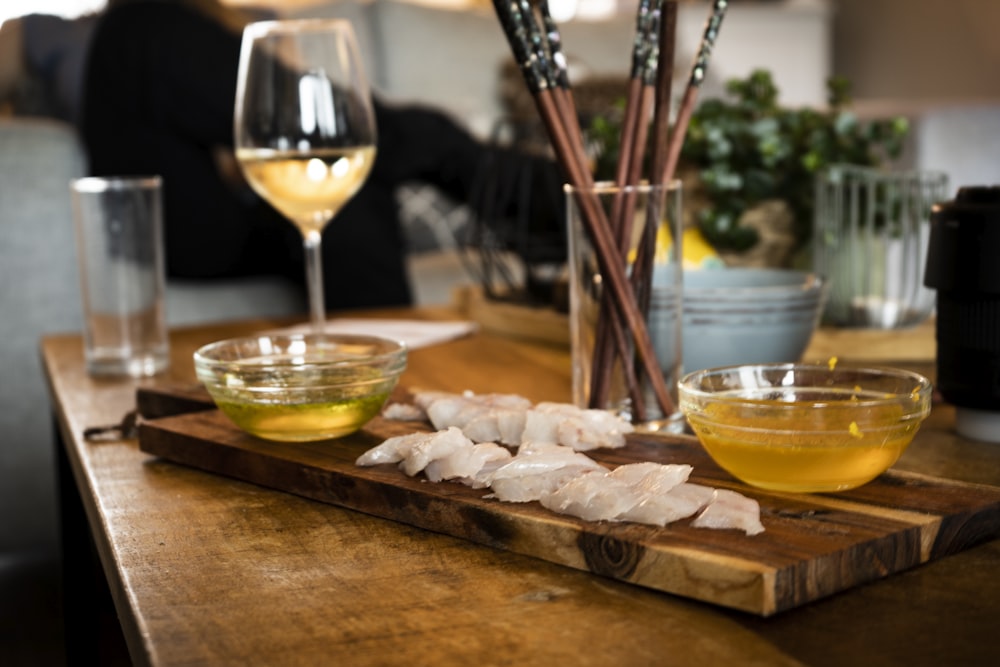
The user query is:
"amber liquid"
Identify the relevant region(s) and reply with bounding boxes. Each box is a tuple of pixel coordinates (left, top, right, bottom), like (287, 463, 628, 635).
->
(687, 400, 920, 492)
(236, 146, 376, 234)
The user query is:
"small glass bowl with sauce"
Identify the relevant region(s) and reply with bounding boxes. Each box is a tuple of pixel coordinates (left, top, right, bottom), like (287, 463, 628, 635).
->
(678, 364, 933, 492)
(194, 333, 406, 442)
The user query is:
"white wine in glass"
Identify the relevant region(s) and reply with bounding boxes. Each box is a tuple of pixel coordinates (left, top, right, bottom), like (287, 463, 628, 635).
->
(234, 19, 377, 332)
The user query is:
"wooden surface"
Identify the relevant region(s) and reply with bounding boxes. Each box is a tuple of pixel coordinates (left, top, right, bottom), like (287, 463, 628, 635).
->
(43, 309, 1000, 666)
(453, 284, 570, 345)
(136, 387, 1000, 617)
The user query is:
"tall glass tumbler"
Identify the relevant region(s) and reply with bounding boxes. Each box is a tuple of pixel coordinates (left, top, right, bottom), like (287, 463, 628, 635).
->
(70, 176, 169, 377)
(566, 181, 683, 430)
(814, 165, 948, 328)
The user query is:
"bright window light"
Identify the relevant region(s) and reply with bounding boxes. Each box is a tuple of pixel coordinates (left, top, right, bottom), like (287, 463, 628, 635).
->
(1, 1, 106, 25)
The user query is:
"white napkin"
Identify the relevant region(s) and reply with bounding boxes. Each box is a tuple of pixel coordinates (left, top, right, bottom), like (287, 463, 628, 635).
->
(269, 318, 478, 350)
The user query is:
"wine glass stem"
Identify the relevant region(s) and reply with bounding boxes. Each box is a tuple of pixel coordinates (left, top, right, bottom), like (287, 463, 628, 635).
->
(304, 230, 325, 334)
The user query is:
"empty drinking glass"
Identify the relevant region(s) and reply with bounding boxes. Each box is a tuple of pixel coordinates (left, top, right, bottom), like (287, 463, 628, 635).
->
(813, 164, 948, 328)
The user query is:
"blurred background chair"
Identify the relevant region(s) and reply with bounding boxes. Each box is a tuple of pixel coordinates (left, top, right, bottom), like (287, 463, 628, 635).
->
(0, 117, 308, 664)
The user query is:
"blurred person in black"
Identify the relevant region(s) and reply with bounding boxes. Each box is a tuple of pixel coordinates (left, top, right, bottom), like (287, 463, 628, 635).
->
(80, 0, 563, 311)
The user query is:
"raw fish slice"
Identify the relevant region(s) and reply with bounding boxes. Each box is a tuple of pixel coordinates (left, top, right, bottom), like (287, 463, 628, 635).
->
(541, 471, 643, 522)
(488, 444, 606, 502)
(464, 448, 514, 489)
(381, 403, 425, 421)
(460, 413, 501, 443)
(555, 410, 634, 451)
(535, 402, 634, 434)
(609, 462, 692, 494)
(400, 427, 474, 477)
(617, 482, 716, 527)
(691, 489, 766, 536)
(411, 390, 457, 410)
(418, 390, 531, 411)
(496, 409, 528, 445)
(460, 409, 527, 446)
(524, 403, 634, 451)
(516, 441, 568, 456)
(413, 390, 472, 410)
(490, 465, 597, 503)
(423, 391, 533, 430)
(520, 409, 561, 445)
(618, 486, 709, 527)
(533, 402, 581, 415)
(467, 392, 534, 410)
(668, 482, 717, 509)
(424, 442, 512, 484)
(425, 396, 489, 430)
(489, 444, 604, 478)
(355, 431, 432, 466)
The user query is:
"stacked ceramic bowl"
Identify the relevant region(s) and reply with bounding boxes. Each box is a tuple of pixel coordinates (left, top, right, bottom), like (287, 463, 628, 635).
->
(682, 268, 828, 373)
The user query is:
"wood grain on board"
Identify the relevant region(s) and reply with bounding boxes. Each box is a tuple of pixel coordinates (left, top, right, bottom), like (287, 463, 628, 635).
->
(137, 384, 1000, 617)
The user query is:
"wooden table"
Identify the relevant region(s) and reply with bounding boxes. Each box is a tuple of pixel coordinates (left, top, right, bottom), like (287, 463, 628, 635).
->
(43, 310, 1000, 666)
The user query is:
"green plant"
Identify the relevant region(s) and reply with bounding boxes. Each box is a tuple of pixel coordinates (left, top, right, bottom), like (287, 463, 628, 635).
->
(588, 69, 910, 252)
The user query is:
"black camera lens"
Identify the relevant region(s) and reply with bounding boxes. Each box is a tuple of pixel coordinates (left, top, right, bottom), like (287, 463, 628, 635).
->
(924, 186, 1000, 442)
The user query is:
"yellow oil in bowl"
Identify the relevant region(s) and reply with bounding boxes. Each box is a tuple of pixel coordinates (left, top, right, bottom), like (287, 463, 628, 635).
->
(687, 401, 920, 492)
(212, 391, 391, 442)
(194, 333, 406, 443)
(679, 364, 933, 493)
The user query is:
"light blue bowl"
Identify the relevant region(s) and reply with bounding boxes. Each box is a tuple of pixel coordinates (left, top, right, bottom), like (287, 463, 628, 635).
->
(681, 268, 828, 372)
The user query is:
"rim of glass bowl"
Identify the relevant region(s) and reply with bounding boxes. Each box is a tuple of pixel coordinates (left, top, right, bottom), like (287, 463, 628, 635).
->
(677, 363, 933, 418)
(194, 333, 407, 381)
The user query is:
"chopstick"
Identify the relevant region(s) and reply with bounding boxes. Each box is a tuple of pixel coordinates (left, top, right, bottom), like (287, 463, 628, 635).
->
(649, 1, 679, 188)
(631, 0, 727, 321)
(630, 0, 679, 322)
(589, 0, 663, 416)
(492, 0, 732, 420)
(660, 0, 729, 187)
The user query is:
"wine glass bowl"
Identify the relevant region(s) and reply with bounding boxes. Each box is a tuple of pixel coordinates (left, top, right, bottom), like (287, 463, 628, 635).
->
(234, 19, 377, 331)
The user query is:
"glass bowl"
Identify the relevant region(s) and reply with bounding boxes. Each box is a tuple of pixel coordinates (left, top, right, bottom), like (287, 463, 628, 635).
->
(194, 333, 406, 442)
(678, 364, 933, 492)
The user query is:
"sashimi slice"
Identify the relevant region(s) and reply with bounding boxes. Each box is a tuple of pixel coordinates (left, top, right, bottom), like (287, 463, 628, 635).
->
(520, 409, 560, 445)
(423, 391, 533, 430)
(618, 484, 711, 527)
(691, 489, 766, 536)
(381, 402, 425, 421)
(541, 403, 634, 451)
(469, 392, 534, 410)
(488, 443, 605, 478)
(355, 431, 431, 466)
(668, 482, 717, 508)
(461, 409, 527, 446)
(464, 448, 514, 489)
(490, 465, 598, 503)
(425, 396, 488, 430)
(608, 462, 692, 494)
(488, 443, 607, 502)
(400, 427, 475, 477)
(411, 390, 454, 410)
(522, 403, 634, 450)
(540, 471, 642, 522)
(424, 442, 512, 484)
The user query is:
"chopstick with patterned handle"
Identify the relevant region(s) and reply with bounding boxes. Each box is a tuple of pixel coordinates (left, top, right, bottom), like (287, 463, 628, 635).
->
(491, 0, 676, 419)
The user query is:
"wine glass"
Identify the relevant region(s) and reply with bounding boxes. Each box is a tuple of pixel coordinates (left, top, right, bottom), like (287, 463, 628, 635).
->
(234, 19, 377, 333)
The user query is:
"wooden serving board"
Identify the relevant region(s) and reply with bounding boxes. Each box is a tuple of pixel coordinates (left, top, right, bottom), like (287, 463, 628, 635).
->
(136, 385, 1000, 617)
